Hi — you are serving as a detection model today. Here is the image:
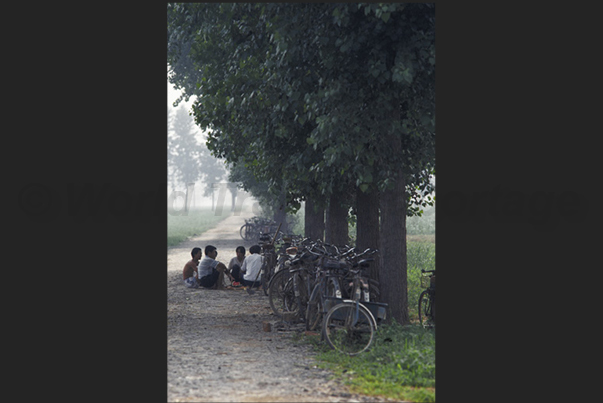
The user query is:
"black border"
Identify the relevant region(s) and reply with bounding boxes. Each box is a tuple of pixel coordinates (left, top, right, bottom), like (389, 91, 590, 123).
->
(436, 2, 597, 402)
(11, 3, 168, 401)
(10, 2, 598, 402)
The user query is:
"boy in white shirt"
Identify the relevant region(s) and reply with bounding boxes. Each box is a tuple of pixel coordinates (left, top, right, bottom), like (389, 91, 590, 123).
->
(240, 244, 263, 288)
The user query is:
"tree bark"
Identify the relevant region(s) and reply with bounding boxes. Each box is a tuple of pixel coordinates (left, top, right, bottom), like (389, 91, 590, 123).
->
(304, 198, 325, 241)
(355, 185, 380, 283)
(229, 186, 237, 212)
(325, 192, 349, 247)
(379, 108, 409, 325)
(272, 186, 289, 234)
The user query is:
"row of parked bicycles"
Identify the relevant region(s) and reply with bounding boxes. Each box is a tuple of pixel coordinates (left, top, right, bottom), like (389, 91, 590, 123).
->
(249, 222, 435, 356)
(239, 216, 281, 243)
(251, 231, 381, 355)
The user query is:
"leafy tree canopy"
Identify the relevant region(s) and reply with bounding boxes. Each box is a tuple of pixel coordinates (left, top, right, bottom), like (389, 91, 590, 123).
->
(167, 2, 435, 215)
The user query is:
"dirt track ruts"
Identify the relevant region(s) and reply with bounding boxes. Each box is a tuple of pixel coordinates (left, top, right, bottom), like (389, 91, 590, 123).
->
(167, 205, 400, 402)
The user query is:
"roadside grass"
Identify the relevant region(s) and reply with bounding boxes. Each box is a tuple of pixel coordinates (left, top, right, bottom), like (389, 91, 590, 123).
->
(407, 234, 435, 243)
(406, 205, 435, 236)
(167, 208, 231, 248)
(407, 241, 436, 323)
(297, 240, 436, 402)
(300, 323, 435, 402)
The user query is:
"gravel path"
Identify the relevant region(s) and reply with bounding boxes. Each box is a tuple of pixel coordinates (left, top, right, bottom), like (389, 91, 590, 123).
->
(167, 206, 399, 402)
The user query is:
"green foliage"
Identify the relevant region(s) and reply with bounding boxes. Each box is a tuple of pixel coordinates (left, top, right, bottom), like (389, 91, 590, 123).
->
(167, 2, 435, 213)
(285, 207, 303, 237)
(168, 3, 435, 323)
(406, 204, 435, 235)
(406, 241, 436, 322)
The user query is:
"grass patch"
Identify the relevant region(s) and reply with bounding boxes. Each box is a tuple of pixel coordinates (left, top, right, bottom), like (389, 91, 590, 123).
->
(407, 234, 435, 243)
(296, 239, 436, 402)
(407, 241, 436, 323)
(406, 205, 435, 236)
(167, 208, 230, 248)
(300, 323, 435, 402)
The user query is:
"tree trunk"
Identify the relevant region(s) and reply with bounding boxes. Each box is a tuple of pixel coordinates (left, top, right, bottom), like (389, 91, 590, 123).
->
(356, 185, 380, 283)
(379, 108, 409, 325)
(230, 188, 237, 212)
(304, 198, 325, 241)
(325, 192, 349, 247)
(272, 185, 289, 234)
(379, 175, 408, 325)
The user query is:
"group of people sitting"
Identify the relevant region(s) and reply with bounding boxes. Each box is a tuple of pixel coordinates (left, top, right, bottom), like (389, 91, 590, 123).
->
(182, 244, 264, 290)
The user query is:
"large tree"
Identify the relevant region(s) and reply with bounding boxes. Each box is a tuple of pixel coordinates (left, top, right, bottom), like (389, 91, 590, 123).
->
(167, 3, 435, 324)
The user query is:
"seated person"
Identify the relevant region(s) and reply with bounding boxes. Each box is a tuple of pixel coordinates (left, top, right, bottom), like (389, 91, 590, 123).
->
(228, 246, 246, 287)
(182, 247, 202, 288)
(198, 245, 235, 289)
(240, 244, 263, 288)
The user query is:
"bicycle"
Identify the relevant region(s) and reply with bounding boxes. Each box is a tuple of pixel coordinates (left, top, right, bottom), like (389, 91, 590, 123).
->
(418, 269, 436, 328)
(239, 216, 279, 242)
(267, 265, 295, 318)
(259, 233, 278, 296)
(258, 223, 291, 296)
(304, 246, 347, 331)
(321, 249, 387, 355)
(340, 248, 380, 302)
(267, 239, 314, 319)
(289, 250, 318, 322)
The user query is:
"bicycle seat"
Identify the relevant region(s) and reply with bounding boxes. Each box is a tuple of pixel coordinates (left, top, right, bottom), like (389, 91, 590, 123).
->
(323, 259, 347, 270)
(299, 251, 319, 262)
(358, 258, 374, 268)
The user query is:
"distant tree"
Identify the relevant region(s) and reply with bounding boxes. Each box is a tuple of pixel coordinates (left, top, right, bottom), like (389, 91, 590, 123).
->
(167, 106, 176, 192)
(168, 106, 204, 186)
(168, 105, 228, 208)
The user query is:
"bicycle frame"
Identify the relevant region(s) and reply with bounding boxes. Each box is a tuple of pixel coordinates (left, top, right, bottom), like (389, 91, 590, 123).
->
(419, 269, 436, 327)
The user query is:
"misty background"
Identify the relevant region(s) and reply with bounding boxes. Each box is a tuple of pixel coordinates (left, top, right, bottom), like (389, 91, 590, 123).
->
(167, 78, 257, 213)
(168, 77, 433, 230)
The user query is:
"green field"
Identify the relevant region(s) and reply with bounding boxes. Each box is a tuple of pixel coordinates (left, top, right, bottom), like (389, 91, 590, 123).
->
(167, 208, 231, 248)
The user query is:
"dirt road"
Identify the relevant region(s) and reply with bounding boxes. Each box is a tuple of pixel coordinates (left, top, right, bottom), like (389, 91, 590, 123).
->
(167, 205, 399, 402)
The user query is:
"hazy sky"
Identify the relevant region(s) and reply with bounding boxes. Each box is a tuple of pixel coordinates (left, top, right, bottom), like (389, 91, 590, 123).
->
(167, 78, 205, 142)
(167, 79, 195, 111)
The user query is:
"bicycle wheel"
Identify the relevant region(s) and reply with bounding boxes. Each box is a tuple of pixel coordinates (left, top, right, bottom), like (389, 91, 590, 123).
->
(418, 290, 435, 328)
(292, 271, 310, 321)
(307, 277, 342, 330)
(261, 262, 270, 296)
(305, 283, 323, 331)
(323, 301, 376, 356)
(262, 253, 277, 296)
(268, 269, 293, 317)
(240, 223, 254, 241)
(283, 277, 300, 315)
